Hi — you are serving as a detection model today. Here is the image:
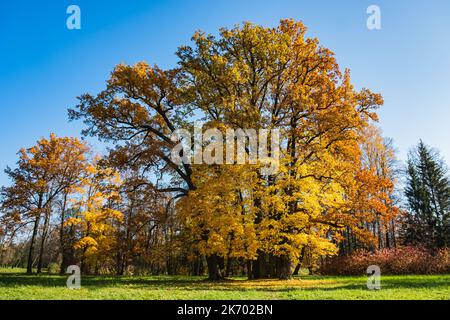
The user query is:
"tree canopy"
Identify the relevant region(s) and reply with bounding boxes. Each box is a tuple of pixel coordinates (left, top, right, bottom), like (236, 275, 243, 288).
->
(1, 20, 406, 280)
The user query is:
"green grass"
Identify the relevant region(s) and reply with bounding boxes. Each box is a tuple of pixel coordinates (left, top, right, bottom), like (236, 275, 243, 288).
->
(0, 268, 448, 300)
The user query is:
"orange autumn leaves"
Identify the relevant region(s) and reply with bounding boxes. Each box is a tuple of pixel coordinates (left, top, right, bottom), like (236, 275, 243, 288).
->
(172, 20, 399, 270)
(65, 161, 123, 262)
(1, 134, 123, 272)
(1, 20, 400, 278)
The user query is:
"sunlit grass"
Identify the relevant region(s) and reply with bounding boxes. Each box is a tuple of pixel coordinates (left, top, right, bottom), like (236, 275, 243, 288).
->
(0, 268, 448, 300)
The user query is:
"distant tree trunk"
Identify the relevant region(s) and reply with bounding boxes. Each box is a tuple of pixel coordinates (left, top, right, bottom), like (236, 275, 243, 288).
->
(80, 245, 90, 275)
(27, 215, 41, 274)
(60, 226, 76, 275)
(346, 227, 352, 254)
(191, 255, 202, 276)
(377, 218, 383, 250)
(246, 260, 253, 280)
(391, 220, 397, 248)
(385, 221, 391, 249)
(292, 264, 301, 276)
(59, 193, 68, 274)
(117, 252, 126, 276)
(372, 222, 377, 251)
(27, 195, 45, 274)
(37, 206, 51, 274)
(225, 258, 232, 278)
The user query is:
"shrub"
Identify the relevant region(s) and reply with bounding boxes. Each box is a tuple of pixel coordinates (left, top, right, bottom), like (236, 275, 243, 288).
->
(320, 247, 450, 275)
(47, 262, 60, 274)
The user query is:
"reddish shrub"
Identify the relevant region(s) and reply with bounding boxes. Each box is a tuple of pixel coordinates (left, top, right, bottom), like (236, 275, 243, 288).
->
(320, 247, 450, 275)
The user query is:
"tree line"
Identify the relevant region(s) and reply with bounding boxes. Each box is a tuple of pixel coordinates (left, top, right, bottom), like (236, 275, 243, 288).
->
(0, 20, 448, 280)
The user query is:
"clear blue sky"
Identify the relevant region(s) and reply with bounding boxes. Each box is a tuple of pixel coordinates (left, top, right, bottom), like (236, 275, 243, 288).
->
(1, 0, 450, 186)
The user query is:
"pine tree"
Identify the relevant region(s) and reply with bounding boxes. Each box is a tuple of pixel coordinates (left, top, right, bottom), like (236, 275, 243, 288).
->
(404, 141, 450, 248)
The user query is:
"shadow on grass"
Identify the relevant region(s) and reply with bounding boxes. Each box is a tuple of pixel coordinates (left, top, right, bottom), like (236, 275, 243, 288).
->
(0, 273, 448, 293)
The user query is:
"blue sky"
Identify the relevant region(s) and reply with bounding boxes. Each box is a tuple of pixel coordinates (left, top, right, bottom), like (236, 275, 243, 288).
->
(1, 0, 450, 186)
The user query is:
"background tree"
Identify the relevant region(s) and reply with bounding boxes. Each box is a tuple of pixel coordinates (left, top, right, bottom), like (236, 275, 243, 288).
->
(337, 125, 400, 254)
(114, 173, 169, 275)
(65, 160, 123, 274)
(402, 141, 450, 248)
(0, 134, 89, 274)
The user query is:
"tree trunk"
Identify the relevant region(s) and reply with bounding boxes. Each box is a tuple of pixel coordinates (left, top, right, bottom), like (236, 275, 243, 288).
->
(292, 263, 301, 276)
(37, 208, 51, 274)
(117, 253, 125, 275)
(27, 216, 41, 274)
(276, 255, 293, 280)
(191, 255, 201, 276)
(60, 226, 76, 275)
(60, 251, 70, 275)
(225, 258, 232, 278)
(59, 194, 68, 274)
(206, 254, 223, 280)
(293, 247, 306, 276)
(391, 220, 397, 248)
(246, 260, 253, 280)
(81, 246, 89, 275)
(252, 251, 269, 279)
(268, 254, 277, 278)
(252, 256, 261, 279)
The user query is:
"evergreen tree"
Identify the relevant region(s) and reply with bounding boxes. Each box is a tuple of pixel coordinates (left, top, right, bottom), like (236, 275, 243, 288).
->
(403, 141, 450, 248)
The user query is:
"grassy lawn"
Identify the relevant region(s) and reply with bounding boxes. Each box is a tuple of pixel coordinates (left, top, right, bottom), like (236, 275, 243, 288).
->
(0, 268, 448, 300)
